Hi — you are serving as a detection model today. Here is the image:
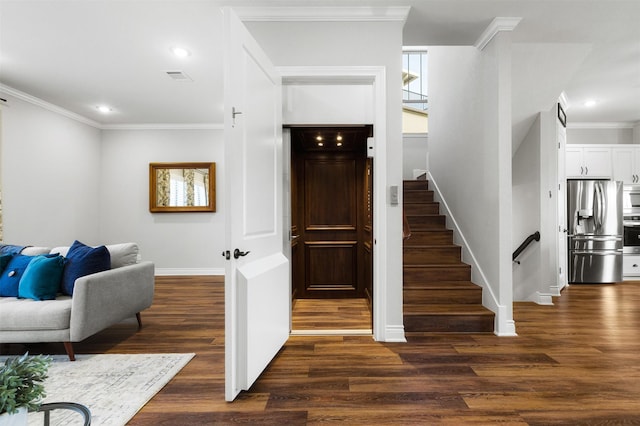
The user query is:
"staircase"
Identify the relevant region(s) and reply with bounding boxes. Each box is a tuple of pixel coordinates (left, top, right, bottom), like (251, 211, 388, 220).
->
(403, 180, 494, 333)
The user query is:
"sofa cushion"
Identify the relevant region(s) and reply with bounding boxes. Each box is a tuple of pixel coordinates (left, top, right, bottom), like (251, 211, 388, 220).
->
(60, 240, 111, 295)
(18, 255, 66, 301)
(51, 242, 138, 269)
(0, 296, 72, 331)
(20, 246, 52, 256)
(105, 243, 139, 268)
(0, 254, 34, 297)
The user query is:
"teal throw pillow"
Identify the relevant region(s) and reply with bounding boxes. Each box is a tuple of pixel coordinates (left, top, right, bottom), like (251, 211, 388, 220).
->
(0, 254, 34, 297)
(60, 240, 110, 295)
(18, 255, 66, 301)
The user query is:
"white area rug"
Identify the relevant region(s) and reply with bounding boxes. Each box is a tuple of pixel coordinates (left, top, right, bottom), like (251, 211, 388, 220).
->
(2, 353, 194, 426)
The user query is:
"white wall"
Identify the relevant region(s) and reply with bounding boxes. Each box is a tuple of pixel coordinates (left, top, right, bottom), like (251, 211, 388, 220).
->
(403, 133, 428, 180)
(0, 94, 102, 246)
(283, 85, 373, 125)
(246, 20, 405, 341)
(512, 115, 542, 301)
(567, 127, 634, 145)
(428, 31, 515, 335)
(0, 93, 225, 273)
(99, 129, 225, 274)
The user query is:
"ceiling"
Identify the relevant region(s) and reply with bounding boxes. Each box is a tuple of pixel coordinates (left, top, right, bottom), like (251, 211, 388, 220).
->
(1, 1, 639, 129)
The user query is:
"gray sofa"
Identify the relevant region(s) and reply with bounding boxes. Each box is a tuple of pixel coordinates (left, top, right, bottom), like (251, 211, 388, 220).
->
(0, 243, 154, 360)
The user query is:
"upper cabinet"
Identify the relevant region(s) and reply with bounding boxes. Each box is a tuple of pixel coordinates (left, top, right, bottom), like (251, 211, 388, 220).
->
(612, 147, 640, 184)
(565, 146, 612, 178)
(566, 144, 640, 183)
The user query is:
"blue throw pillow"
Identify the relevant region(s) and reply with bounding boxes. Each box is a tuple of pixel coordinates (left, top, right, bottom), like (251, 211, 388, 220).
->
(60, 240, 111, 295)
(0, 254, 34, 297)
(0, 253, 13, 272)
(18, 255, 66, 301)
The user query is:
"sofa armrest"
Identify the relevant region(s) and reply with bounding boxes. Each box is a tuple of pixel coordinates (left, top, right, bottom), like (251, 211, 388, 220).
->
(69, 261, 155, 341)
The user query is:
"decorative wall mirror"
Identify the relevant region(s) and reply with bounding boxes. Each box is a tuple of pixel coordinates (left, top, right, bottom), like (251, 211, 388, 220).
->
(149, 162, 216, 212)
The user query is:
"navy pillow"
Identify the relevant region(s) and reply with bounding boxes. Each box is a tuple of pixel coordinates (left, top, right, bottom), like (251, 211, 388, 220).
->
(0, 254, 34, 297)
(0, 253, 13, 272)
(18, 255, 66, 301)
(60, 240, 111, 295)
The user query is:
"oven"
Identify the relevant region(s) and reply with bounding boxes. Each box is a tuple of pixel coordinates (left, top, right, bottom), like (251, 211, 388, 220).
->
(624, 217, 640, 253)
(623, 185, 640, 254)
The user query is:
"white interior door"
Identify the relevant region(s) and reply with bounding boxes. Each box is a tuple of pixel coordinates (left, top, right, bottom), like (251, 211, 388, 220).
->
(557, 118, 568, 291)
(223, 7, 289, 402)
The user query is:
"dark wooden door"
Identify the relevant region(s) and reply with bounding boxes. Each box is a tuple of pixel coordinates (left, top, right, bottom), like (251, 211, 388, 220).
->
(291, 126, 372, 299)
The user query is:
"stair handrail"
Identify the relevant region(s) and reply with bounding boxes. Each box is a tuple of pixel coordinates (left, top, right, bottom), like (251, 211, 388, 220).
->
(512, 231, 540, 263)
(403, 210, 411, 240)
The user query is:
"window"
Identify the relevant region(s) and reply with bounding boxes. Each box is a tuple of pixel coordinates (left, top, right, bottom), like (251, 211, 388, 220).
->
(402, 50, 428, 111)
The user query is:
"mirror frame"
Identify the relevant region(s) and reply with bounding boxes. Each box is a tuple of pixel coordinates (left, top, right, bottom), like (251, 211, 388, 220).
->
(149, 162, 216, 213)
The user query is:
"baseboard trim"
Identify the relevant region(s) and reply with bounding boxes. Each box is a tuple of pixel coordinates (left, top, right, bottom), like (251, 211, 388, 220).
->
(155, 268, 224, 276)
(290, 329, 373, 336)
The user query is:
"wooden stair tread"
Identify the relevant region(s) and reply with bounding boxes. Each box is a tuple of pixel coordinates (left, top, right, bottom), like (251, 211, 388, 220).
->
(403, 262, 469, 268)
(403, 280, 480, 289)
(403, 304, 494, 315)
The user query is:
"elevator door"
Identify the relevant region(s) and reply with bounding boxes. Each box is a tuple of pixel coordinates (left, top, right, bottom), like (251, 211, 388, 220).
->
(291, 126, 372, 299)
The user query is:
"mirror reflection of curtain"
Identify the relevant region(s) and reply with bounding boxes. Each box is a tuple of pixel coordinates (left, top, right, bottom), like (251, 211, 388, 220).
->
(156, 169, 170, 207)
(184, 169, 195, 206)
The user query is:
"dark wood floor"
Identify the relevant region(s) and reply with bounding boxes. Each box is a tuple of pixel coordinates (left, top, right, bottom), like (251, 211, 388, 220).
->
(5, 277, 640, 425)
(291, 298, 372, 332)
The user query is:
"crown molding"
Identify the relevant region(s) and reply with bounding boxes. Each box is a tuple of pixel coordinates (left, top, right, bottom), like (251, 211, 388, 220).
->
(234, 6, 411, 23)
(100, 123, 224, 130)
(475, 17, 522, 51)
(567, 122, 638, 130)
(0, 84, 222, 130)
(0, 83, 101, 128)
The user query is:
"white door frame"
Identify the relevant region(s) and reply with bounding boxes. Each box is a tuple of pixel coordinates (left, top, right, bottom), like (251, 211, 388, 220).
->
(279, 66, 389, 341)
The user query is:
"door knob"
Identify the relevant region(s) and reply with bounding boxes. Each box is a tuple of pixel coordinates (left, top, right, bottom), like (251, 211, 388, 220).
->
(222, 250, 230, 260)
(234, 248, 250, 259)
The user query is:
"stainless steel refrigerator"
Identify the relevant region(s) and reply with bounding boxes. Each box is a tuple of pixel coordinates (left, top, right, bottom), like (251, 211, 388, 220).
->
(567, 180, 623, 283)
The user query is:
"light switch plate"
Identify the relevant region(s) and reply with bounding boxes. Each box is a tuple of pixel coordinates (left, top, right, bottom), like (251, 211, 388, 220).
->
(390, 185, 399, 205)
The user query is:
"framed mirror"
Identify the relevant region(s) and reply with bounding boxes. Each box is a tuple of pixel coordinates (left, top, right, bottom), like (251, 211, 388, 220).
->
(149, 162, 216, 212)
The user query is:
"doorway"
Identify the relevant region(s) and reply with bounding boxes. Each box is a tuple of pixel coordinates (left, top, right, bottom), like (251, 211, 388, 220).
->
(289, 125, 373, 332)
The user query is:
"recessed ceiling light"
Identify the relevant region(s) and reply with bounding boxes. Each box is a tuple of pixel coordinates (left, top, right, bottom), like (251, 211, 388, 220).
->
(336, 142, 343, 147)
(584, 99, 597, 107)
(171, 46, 191, 58)
(96, 105, 112, 113)
(317, 142, 324, 147)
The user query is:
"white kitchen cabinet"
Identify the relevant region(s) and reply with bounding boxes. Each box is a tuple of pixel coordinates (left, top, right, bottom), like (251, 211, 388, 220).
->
(612, 146, 640, 184)
(623, 254, 640, 277)
(565, 146, 612, 178)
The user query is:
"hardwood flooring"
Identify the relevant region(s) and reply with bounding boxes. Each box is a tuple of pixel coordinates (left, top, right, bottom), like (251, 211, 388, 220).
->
(5, 277, 640, 424)
(291, 298, 371, 332)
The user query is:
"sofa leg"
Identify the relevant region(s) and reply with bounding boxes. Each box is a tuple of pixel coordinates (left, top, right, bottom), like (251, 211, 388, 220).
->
(136, 312, 143, 330)
(63, 342, 76, 361)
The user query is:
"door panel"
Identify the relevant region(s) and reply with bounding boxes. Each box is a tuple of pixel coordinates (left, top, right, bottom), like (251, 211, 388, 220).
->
(223, 7, 288, 402)
(291, 127, 370, 299)
(306, 241, 358, 291)
(306, 159, 357, 230)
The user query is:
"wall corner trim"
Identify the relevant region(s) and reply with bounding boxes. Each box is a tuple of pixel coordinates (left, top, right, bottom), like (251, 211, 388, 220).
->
(474, 17, 522, 51)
